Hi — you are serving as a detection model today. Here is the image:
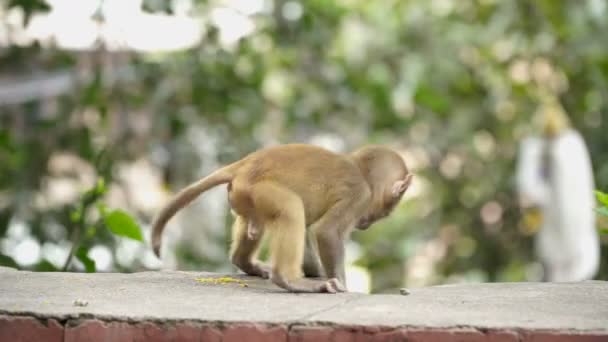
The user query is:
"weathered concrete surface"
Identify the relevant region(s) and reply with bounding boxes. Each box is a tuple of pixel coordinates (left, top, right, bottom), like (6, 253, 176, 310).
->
(0, 266, 607, 341)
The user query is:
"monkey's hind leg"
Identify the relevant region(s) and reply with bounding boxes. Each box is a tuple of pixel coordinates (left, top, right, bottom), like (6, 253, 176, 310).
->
(230, 214, 270, 278)
(252, 182, 342, 293)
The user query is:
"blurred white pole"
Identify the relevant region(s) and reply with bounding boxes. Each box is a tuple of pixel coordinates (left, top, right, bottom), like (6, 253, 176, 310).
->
(516, 95, 599, 282)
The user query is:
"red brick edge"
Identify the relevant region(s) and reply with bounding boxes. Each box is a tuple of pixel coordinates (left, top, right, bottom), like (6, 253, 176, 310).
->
(1, 315, 606, 342)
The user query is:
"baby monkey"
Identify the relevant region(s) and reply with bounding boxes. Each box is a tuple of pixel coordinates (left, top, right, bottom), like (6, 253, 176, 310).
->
(152, 144, 412, 293)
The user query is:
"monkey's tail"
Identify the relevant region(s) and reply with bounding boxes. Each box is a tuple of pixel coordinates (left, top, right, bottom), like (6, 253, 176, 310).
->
(151, 163, 239, 257)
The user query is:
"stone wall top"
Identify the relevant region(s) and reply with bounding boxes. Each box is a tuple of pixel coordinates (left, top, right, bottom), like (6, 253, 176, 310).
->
(0, 267, 606, 341)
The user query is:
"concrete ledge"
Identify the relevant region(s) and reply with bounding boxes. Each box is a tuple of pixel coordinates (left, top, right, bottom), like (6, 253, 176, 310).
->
(0, 267, 607, 341)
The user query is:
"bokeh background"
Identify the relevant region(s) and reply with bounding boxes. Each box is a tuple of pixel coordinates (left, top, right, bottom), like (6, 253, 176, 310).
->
(1, 0, 607, 293)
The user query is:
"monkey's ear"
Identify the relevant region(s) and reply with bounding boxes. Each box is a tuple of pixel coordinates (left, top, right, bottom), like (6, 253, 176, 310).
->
(391, 174, 413, 197)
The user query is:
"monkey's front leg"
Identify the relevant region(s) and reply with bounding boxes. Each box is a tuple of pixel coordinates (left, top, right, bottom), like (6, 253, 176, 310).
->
(316, 229, 346, 284)
(312, 198, 367, 289)
(302, 231, 324, 278)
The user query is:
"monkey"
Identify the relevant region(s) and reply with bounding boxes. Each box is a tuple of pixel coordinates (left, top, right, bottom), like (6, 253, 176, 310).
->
(151, 144, 412, 293)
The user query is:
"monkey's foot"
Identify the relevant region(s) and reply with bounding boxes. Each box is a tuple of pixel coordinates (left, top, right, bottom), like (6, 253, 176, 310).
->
(271, 274, 347, 293)
(318, 278, 347, 293)
(243, 262, 270, 279)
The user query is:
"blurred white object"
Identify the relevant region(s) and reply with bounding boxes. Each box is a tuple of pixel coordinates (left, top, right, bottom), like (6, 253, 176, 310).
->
(516, 98, 599, 282)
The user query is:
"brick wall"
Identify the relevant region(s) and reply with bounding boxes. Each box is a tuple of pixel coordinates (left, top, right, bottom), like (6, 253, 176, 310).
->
(1, 315, 606, 342)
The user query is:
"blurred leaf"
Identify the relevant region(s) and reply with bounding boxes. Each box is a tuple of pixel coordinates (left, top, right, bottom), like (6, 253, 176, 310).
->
(0, 208, 12, 236)
(103, 210, 144, 242)
(86, 178, 107, 197)
(76, 247, 96, 273)
(0, 254, 19, 269)
(81, 178, 107, 206)
(595, 190, 608, 208)
(70, 208, 82, 223)
(97, 203, 108, 216)
(414, 82, 450, 114)
(595, 207, 608, 217)
(7, 0, 51, 26)
(85, 226, 97, 239)
(141, 0, 174, 14)
(81, 67, 103, 106)
(33, 259, 59, 272)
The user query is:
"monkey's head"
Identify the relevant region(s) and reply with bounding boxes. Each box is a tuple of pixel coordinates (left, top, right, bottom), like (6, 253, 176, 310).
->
(350, 146, 412, 230)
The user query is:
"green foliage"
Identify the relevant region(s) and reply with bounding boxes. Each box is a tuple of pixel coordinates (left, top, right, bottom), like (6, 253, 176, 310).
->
(103, 210, 144, 242)
(141, 0, 174, 14)
(0, 254, 19, 269)
(597, 190, 608, 235)
(596, 191, 608, 209)
(62, 179, 143, 271)
(1, 0, 607, 287)
(597, 207, 608, 217)
(76, 247, 96, 273)
(7, 0, 50, 26)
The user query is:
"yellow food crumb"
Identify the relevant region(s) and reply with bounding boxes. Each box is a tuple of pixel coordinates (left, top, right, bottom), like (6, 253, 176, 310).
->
(195, 276, 248, 287)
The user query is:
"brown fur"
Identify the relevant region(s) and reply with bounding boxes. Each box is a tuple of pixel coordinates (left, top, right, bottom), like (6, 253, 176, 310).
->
(151, 144, 411, 293)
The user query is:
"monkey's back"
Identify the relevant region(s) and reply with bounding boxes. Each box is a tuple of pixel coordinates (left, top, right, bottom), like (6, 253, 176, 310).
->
(233, 144, 369, 223)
